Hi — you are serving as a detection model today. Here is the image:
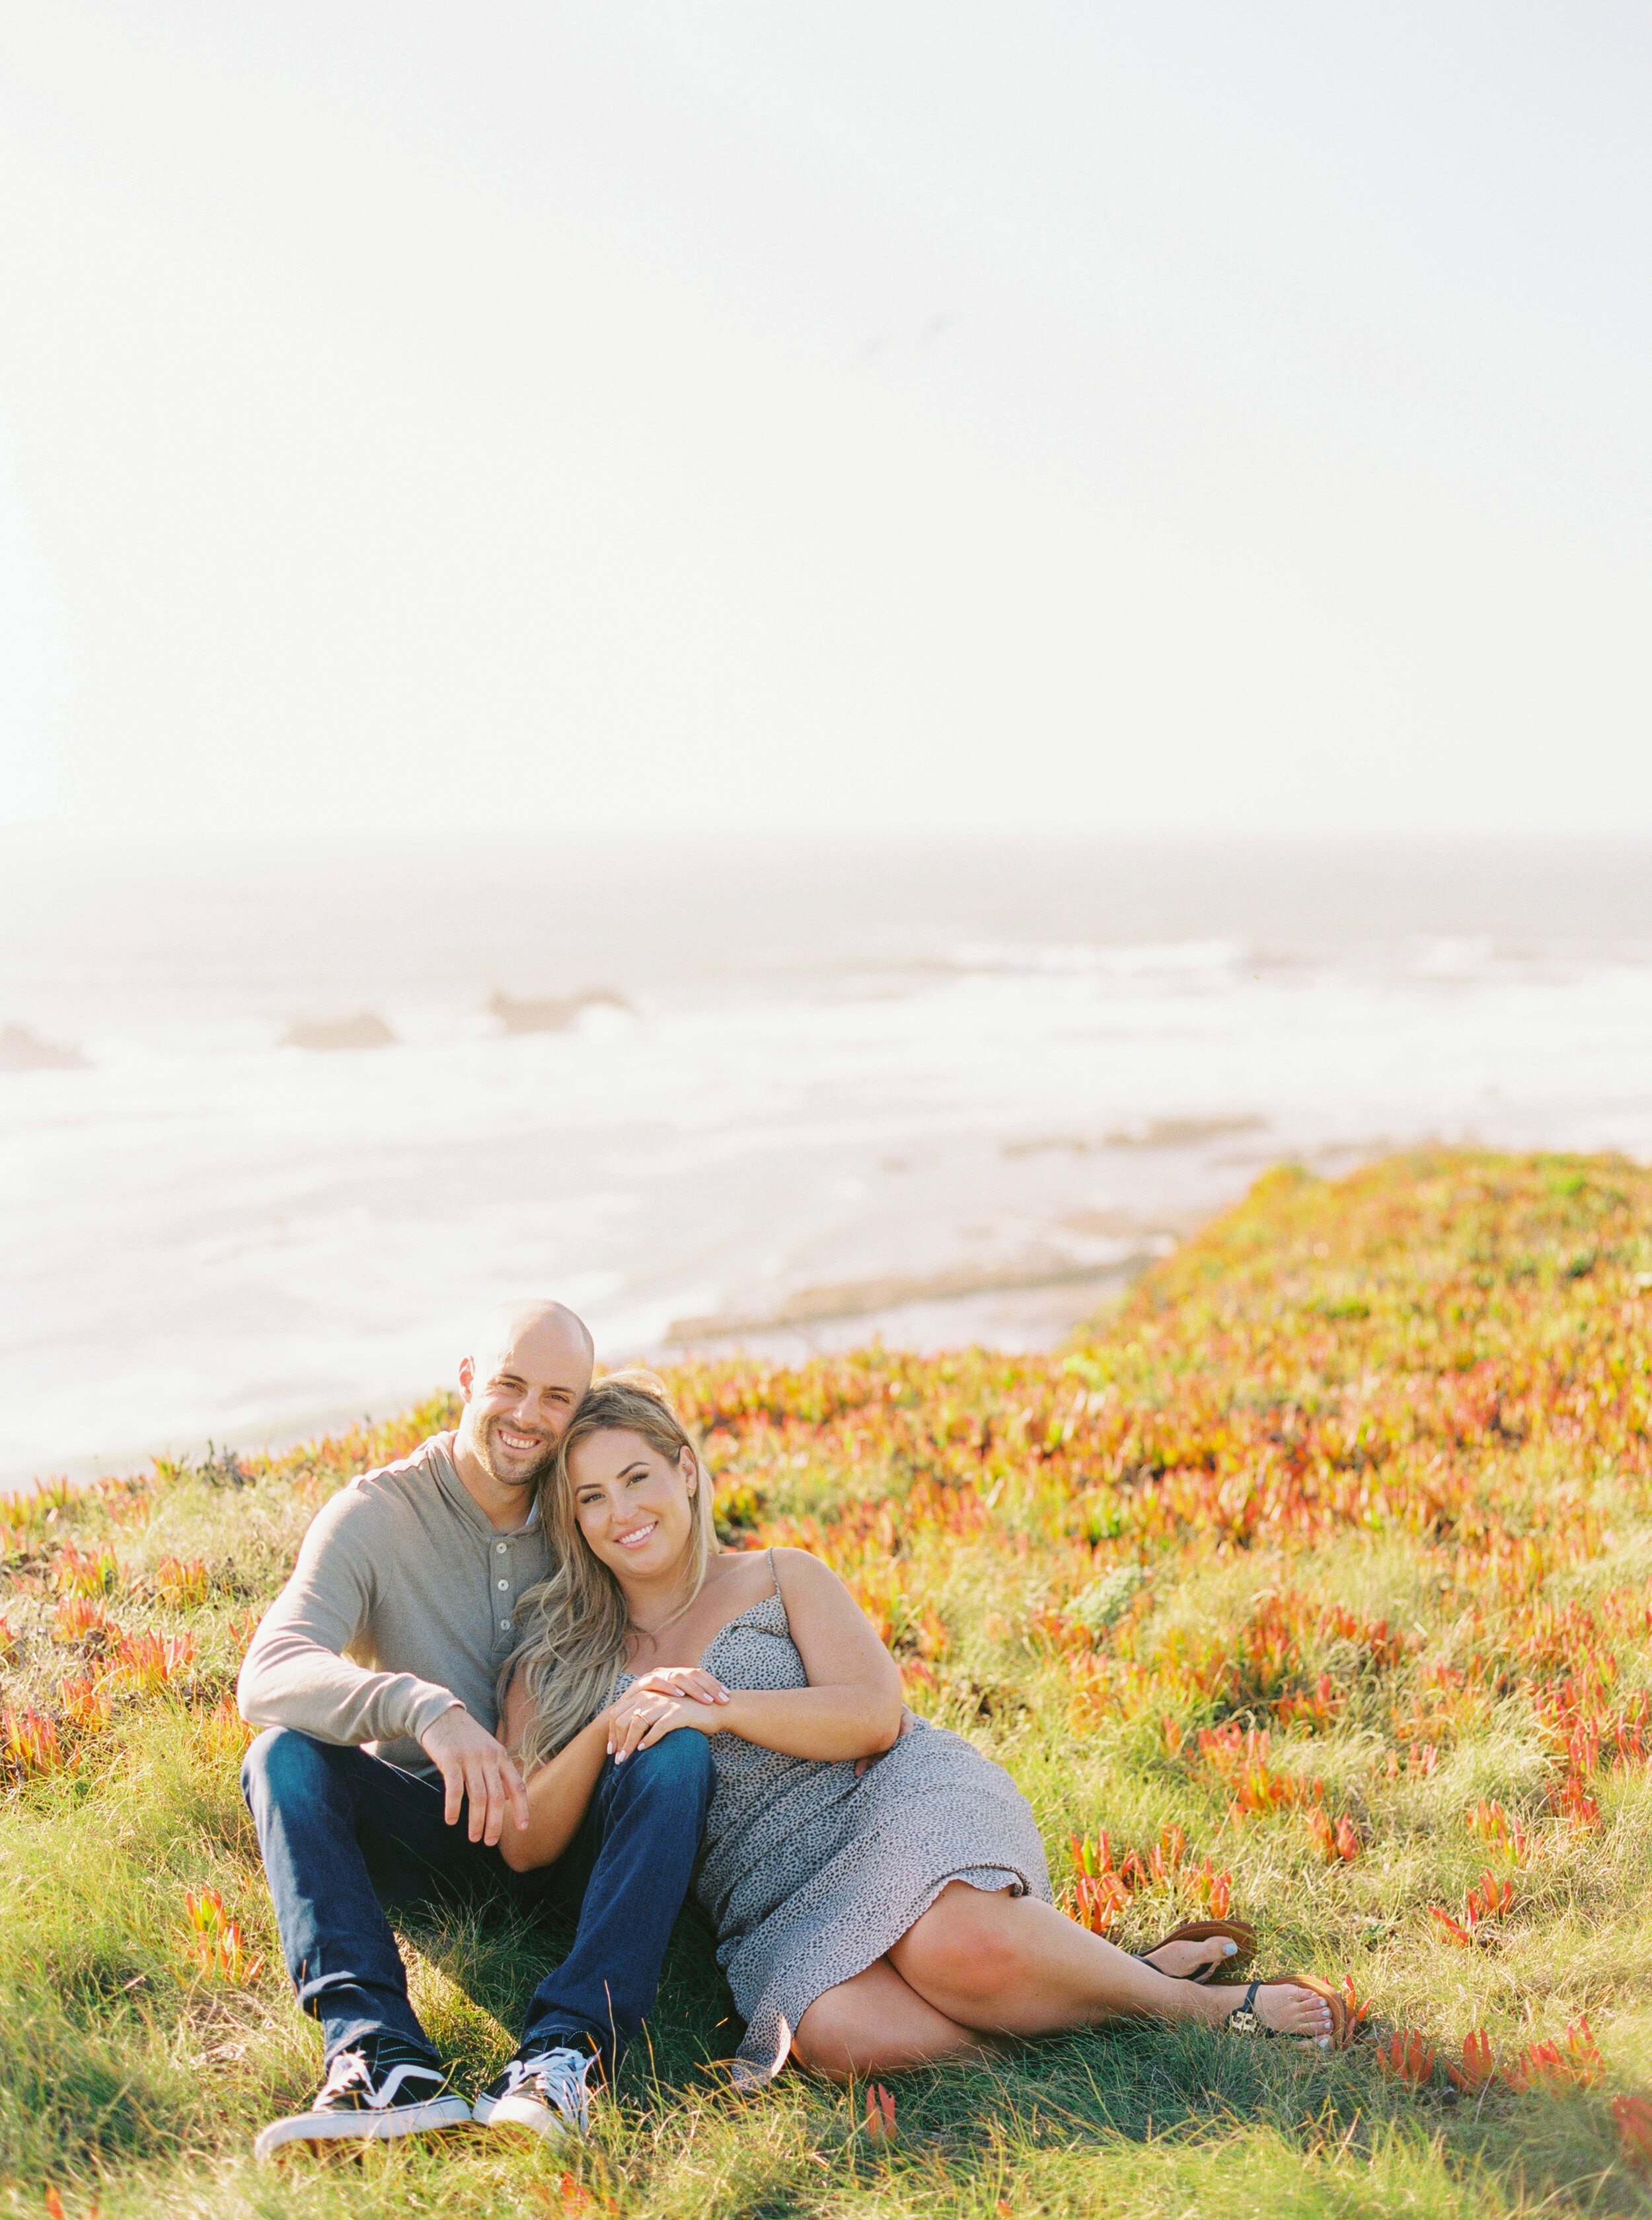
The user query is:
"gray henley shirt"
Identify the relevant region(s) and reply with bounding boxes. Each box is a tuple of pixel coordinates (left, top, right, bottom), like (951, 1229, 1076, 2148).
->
(237, 1431, 549, 1780)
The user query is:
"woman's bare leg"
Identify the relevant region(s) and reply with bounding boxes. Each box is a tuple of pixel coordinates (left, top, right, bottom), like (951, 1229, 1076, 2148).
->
(792, 1956, 1002, 2081)
(888, 1883, 1334, 2043)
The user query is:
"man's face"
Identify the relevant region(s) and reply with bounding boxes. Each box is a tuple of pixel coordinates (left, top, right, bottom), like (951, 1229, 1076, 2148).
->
(457, 1314, 593, 1494)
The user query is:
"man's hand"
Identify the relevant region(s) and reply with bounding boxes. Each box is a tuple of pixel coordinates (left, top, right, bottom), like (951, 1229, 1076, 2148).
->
(855, 1703, 917, 1779)
(419, 1705, 530, 1845)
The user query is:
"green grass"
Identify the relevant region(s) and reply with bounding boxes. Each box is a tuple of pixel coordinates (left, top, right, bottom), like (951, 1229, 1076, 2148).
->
(5, 1150, 1652, 2216)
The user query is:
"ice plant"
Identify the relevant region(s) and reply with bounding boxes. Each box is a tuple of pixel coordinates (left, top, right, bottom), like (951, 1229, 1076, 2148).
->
(1273, 1671, 1345, 1731)
(1185, 1857, 1233, 1917)
(50, 1543, 124, 1599)
(536, 2176, 596, 2215)
(1548, 1769, 1602, 1832)
(52, 1598, 119, 1646)
(4, 1705, 67, 1779)
(1444, 2028, 1496, 2092)
(1613, 2094, 1652, 2169)
(226, 1608, 264, 1658)
(155, 1555, 209, 1608)
(1466, 1800, 1532, 1863)
(199, 1691, 253, 1757)
(1377, 2028, 1435, 2087)
(183, 1886, 264, 1983)
(1503, 2015, 1603, 2093)
(1067, 1833, 1131, 1932)
(59, 1677, 110, 1734)
(864, 2083, 897, 2141)
(1195, 1723, 1322, 1822)
(1430, 1871, 1515, 1946)
(1339, 1976, 1371, 2034)
(1069, 1866, 1131, 1935)
(1065, 1826, 1229, 1935)
(1468, 1871, 1513, 1921)
(1150, 1821, 1187, 1878)
(111, 1629, 195, 1691)
(1307, 1808, 1360, 1863)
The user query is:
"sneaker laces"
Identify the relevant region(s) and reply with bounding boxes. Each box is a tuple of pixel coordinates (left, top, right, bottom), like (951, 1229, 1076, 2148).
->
(500, 2046, 591, 2098)
(317, 2048, 373, 2101)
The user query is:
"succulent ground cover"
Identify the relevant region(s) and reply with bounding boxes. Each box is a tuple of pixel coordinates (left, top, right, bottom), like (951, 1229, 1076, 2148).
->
(5, 1148, 1652, 2218)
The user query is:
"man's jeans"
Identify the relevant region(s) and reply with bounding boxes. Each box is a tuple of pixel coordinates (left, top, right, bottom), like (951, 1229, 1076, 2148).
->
(241, 1726, 713, 2077)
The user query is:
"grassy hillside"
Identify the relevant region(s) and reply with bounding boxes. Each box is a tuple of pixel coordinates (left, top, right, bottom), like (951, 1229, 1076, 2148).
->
(5, 1150, 1652, 2219)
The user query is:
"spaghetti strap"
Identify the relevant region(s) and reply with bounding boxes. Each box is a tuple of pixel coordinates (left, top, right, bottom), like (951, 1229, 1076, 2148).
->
(764, 1545, 780, 1601)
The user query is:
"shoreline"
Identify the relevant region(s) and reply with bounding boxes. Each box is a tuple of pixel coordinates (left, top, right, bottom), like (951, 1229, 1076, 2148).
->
(0, 1252, 1152, 1500)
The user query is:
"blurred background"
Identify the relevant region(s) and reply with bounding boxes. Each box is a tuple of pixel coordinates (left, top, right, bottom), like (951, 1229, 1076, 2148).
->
(1, 4, 1649, 1485)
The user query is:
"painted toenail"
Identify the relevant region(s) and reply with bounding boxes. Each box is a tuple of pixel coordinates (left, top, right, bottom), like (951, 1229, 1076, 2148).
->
(1222, 1941, 1237, 1954)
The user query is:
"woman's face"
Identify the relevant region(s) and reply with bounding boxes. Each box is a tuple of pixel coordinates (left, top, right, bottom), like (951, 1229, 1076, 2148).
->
(566, 1426, 698, 1583)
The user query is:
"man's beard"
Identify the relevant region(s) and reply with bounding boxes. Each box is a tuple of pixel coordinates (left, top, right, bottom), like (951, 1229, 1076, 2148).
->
(477, 1417, 558, 1489)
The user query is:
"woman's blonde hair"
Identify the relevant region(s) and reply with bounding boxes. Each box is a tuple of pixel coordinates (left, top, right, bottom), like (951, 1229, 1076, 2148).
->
(504, 1370, 718, 1772)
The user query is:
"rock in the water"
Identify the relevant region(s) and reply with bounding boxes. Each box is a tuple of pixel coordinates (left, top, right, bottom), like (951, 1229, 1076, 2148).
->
(0, 1023, 86, 1070)
(485, 988, 632, 1035)
(281, 1012, 396, 1052)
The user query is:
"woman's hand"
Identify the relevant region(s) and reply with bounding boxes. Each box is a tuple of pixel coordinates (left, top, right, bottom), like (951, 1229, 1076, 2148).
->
(607, 1664, 731, 1760)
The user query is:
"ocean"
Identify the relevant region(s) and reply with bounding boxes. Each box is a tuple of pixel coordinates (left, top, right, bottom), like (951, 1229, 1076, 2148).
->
(3, 834, 1649, 1491)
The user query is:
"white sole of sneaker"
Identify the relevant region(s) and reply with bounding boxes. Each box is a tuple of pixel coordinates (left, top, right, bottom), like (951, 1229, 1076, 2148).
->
(254, 2094, 473, 2160)
(471, 2092, 583, 2140)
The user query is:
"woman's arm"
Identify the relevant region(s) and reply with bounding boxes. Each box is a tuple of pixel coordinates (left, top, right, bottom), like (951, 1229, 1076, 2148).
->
(497, 1661, 732, 1871)
(495, 1667, 611, 1872)
(609, 1550, 904, 1765)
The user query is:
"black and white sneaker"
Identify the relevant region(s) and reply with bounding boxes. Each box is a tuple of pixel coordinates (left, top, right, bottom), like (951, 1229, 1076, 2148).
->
(253, 2034, 472, 2159)
(472, 2044, 599, 2140)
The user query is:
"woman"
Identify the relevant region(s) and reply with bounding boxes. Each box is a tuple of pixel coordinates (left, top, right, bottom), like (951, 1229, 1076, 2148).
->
(498, 1375, 1348, 2085)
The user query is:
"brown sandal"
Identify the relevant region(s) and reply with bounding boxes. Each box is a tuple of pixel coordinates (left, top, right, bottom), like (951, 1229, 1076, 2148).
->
(1222, 1974, 1350, 2049)
(1135, 1917, 1258, 1983)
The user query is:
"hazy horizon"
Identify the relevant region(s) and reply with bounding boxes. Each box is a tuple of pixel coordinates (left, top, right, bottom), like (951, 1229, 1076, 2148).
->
(4, 830, 1649, 1492)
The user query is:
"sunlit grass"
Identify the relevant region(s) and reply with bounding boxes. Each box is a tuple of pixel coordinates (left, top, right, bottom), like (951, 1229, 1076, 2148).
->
(5, 1150, 1652, 2214)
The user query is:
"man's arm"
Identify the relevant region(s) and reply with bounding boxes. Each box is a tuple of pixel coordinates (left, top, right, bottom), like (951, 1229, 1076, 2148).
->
(237, 1489, 459, 1752)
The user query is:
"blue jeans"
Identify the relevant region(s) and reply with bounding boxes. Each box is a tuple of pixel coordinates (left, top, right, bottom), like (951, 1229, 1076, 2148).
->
(241, 1726, 713, 2077)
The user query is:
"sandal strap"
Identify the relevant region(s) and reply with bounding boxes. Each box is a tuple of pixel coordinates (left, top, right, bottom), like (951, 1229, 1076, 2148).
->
(1224, 1981, 1264, 2035)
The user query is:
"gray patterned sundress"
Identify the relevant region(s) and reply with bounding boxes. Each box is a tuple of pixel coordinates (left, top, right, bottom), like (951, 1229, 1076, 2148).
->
(618, 1552, 1053, 2084)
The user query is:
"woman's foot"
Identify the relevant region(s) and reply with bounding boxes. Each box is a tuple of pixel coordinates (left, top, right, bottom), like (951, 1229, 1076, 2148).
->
(1211, 1977, 1340, 2046)
(1141, 1936, 1239, 1980)
(1135, 1918, 1256, 1983)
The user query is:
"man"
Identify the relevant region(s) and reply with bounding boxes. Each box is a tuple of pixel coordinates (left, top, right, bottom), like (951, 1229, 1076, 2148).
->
(238, 1298, 718, 2159)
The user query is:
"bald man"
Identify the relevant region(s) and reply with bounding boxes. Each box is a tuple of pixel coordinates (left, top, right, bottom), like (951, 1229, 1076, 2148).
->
(238, 1301, 716, 2157)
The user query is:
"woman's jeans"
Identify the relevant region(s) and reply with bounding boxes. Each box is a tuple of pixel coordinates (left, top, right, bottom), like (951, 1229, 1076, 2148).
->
(242, 1725, 714, 2077)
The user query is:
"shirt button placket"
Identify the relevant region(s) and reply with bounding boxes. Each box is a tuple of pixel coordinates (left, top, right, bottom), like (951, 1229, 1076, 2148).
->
(496, 1541, 513, 1639)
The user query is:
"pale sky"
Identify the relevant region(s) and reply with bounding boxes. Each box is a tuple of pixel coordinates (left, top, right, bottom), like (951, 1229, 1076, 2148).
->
(1, 3, 1649, 839)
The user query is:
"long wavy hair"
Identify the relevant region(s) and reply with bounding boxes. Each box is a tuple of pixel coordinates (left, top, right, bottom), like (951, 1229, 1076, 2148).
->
(504, 1370, 718, 1773)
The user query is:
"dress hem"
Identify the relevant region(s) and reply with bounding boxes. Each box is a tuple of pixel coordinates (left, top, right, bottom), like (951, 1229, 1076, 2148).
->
(732, 1861, 1031, 2082)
